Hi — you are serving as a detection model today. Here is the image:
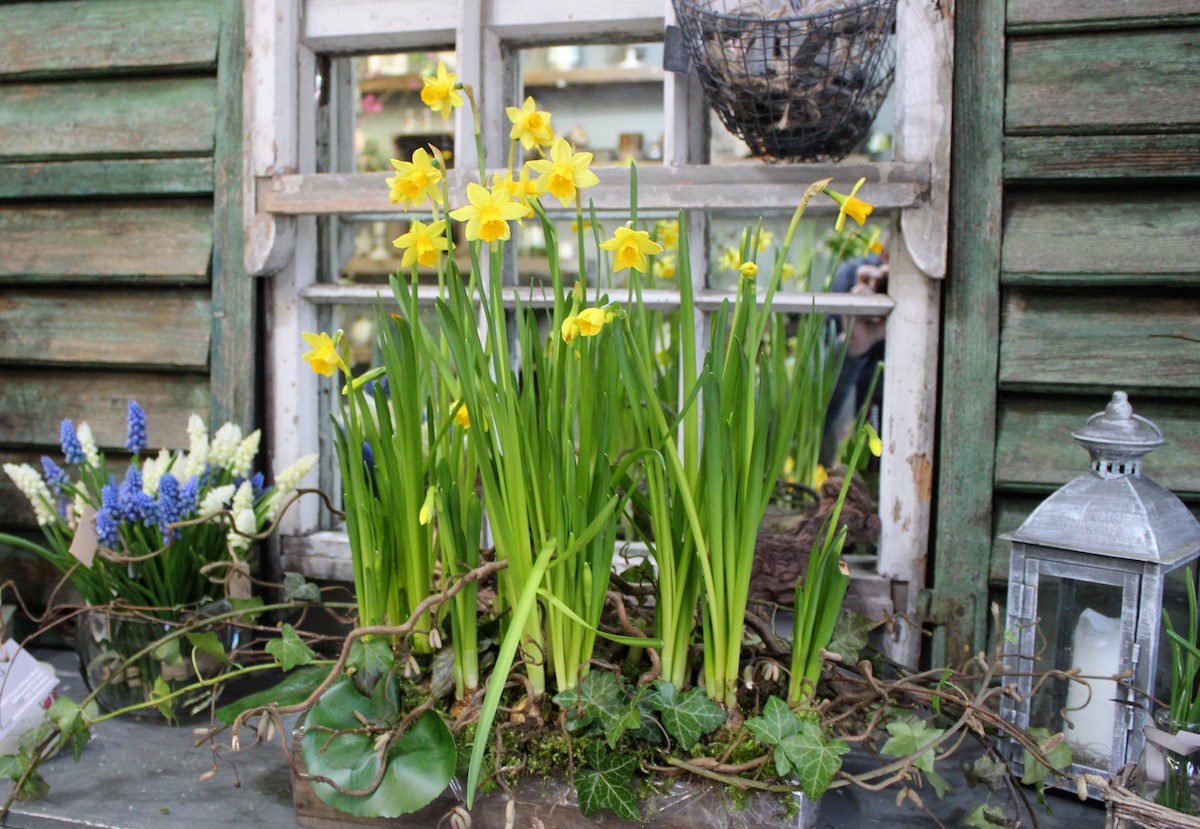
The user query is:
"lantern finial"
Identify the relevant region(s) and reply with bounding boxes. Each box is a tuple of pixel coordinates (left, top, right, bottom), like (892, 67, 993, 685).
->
(1071, 391, 1163, 479)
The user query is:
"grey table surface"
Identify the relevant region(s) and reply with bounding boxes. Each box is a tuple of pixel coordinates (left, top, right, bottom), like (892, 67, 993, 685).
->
(3, 650, 1109, 829)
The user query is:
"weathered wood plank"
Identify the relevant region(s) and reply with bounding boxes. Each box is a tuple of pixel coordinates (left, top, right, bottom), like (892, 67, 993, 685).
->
(210, 0, 253, 428)
(0, 201, 212, 283)
(0, 370, 209, 450)
(1004, 135, 1200, 181)
(0, 78, 217, 161)
(1007, 29, 1200, 134)
(994, 394, 1200, 495)
(932, 0, 1005, 659)
(260, 162, 930, 215)
(1007, 0, 1200, 32)
(0, 159, 214, 199)
(1002, 190, 1200, 277)
(0, 0, 219, 80)
(0, 288, 212, 369)
(999, 290, 1200, 391)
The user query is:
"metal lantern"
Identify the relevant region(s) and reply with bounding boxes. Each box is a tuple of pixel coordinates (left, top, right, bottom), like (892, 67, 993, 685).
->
(1001, 391, 1200, 787)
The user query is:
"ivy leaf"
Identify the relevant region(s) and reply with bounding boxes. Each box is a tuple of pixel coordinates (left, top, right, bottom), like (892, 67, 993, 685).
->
(963, 755, 1007, 793)
(151, 675, 176, 720)
(553, 672, 634, 746)
(881, 717, 944, 775)
(265, 624, 318, 671)
(347, 637, 394, 695)
(153, 636, 183, 668)
(216, 665, 328, 725)
(776, 720, 849, 799)
(647, 681, 726, 751)
(926, 766, 952, 799)
(746, 695, 803, 747)
(826, 610, 876, 664)
(283, 571, 322, 604)
(964, 802, 1013, 829)
(1021, 728, 1071, 789)
(575, 742, 641, 822)
(0, 754, 49, 800)
(47, 696, 90, 762)
(187, 630, 231, 665)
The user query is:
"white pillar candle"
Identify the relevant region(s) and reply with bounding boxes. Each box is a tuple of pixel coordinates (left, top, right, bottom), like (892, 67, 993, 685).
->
(1064, 608, 1121, 767)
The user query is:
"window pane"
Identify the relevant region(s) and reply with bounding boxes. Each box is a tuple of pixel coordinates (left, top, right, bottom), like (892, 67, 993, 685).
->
(518, 44, 665, 166)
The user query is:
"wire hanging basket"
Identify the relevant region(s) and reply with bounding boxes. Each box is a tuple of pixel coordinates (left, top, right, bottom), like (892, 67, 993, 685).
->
(673, 0, 897, 162)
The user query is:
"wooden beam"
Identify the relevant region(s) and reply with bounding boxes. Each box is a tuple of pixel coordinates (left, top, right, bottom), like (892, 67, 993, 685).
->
(0, 0, 220, 80)
(304, 0, 456, 52)
(0, 288, 212, 370)
(210, 0, 253, 428)
(933, 0, 1005, 662)
(1004, 134, 1200, 181)
(1007, 0, 1200, 33)
(1007, 29, 1200, 135)
(0, 78, 217, 161)
(1002, 189, 1200, 277)
(0, 370, 209, 450)
(0, 159, 214, 199)
(259, 162, 930, 215)
(998, 289, 1200, 392)
(0, 201, 213, 283)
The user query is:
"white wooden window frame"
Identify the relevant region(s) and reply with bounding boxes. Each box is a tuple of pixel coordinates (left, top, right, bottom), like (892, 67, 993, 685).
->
(244, 0, 952, 665)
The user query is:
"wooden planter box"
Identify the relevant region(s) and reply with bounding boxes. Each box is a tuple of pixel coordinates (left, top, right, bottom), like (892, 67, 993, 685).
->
(293, 763, 818, 829)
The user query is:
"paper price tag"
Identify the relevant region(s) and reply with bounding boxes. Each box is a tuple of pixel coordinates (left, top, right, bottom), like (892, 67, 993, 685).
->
(69, 504, 99, 568)
(0, 639, 60, 755)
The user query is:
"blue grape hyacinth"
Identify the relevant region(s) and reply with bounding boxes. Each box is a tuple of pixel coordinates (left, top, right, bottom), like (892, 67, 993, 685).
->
(125, 401, 147, 454)
(60, 420, 85, 464)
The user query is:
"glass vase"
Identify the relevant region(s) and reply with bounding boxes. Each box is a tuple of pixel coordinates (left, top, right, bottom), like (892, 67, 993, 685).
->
(75, 602, 238, 722)
(1144, 710, 1200, 816)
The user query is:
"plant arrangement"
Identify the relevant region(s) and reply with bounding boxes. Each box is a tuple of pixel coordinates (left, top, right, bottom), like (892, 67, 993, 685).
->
(197, 65, 1082, 829)
(1148, 577, 1200, 815)
(0, 402, 316, 717)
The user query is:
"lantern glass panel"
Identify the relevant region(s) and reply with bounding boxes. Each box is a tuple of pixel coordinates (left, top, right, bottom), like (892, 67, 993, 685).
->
(1158, 563, 1200, 709)
(1028, 572, 1126, 770)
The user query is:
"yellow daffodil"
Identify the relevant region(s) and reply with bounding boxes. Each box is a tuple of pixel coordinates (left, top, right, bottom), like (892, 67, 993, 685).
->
(491, 170, 537, 220)
(756, 228, 775, 248)
(739, 261, 758, 280)
(812, 464, 829, 489)
(561, 314, 581, 344)
(781, 262, 798, 281)
(599, 226, 663, 273)
(866, 423, 883, 457)
(419, 486, 436, 525)
(653, 255, 677, 280)
(506, 96, 554, 150)
(393, 219, 449, 268)
(570, 219, 594, 234)
(655, 219, 680, 251)
(386, 148, 443, 208)
(526, 138, 600, 207)
(576, 307, 607, 337)
(823, 177, 874, 232)
(420, 61, 463, 120)
(869, 238, 884, 255)
(301, 331, 348, 377)
(451, 399, 471, 429)
(718, 246, 741, 273)
(449, 182, 527, 244)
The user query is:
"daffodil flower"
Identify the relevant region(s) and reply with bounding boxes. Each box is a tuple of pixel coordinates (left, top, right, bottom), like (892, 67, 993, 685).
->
(506, 96, 554, 150)
(599, 226, 663, 273)
(393, 218, 449, 268)
(823, 177, 874, 232)
(561, 314, 581, 344)
(739, 261, 759, 280)
(654, 219, 680, 251)
(653, 255, 677, 280)
(576, 307, 607, 337)
(451, 399, 472, 430)
(449, 183, 527, 244)
(718, 246, 741, 273)
(491, 169, 538, 220)
(301, 331, 348, 377)
(866, 423, 883, 457)
(387, 148, 444, 208)
(526, 138, 600, 207)
(421, 61, 463, 120)
(419, 486, 436, 525)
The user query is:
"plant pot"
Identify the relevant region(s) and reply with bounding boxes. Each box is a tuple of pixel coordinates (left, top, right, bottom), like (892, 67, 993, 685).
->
(1140, 711, 1200, 816)
(292, 755, 819, 829)
(75, 602, 238, 721)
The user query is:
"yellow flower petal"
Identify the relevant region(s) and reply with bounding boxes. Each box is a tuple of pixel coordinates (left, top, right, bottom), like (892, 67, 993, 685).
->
(739, 261, 758, 280)
(576, 307, 607, 337)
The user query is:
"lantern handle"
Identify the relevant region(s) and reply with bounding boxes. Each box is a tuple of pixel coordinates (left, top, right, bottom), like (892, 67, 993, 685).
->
(1083, 410, 1162, 440)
